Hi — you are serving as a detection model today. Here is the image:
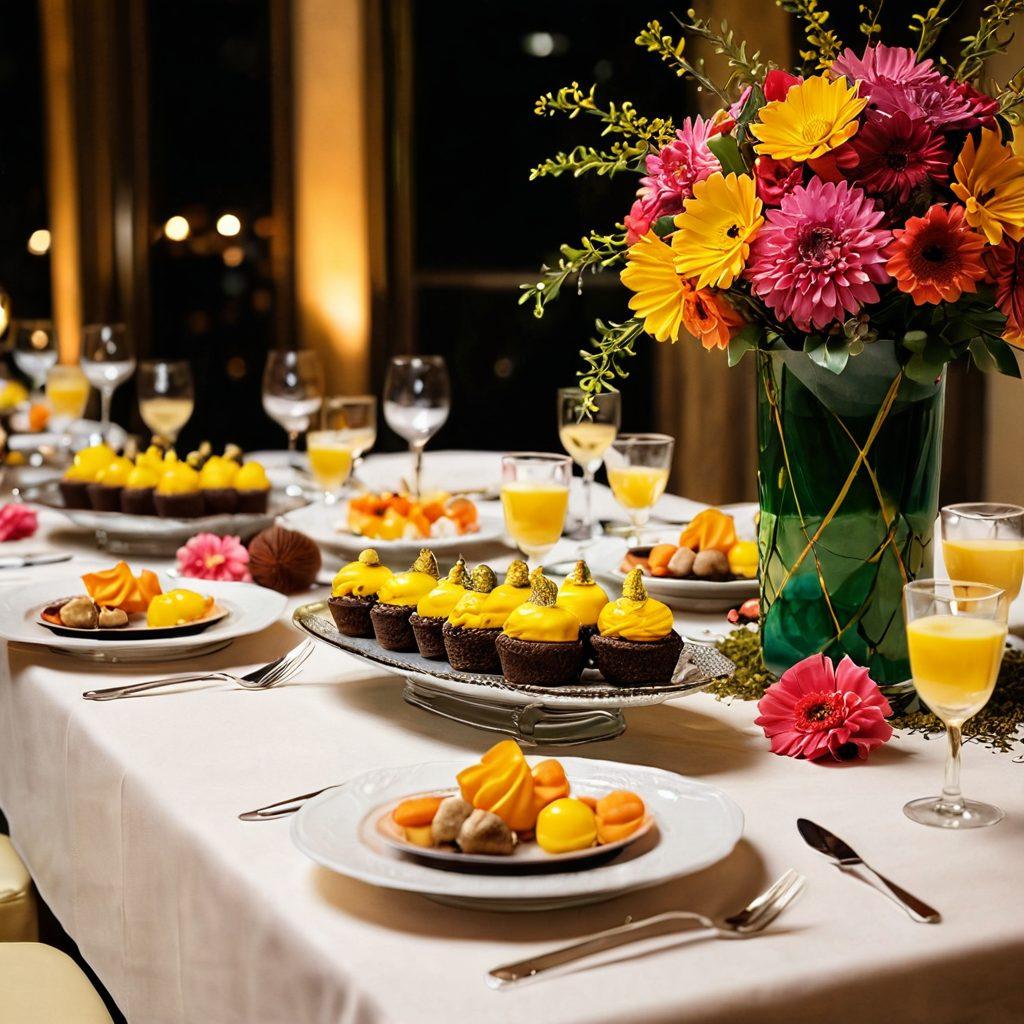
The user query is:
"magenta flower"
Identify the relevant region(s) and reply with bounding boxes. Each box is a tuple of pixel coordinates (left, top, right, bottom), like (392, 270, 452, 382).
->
(754, 155, 802, 206)
(831, 44, 941, 96)
(0, 504, 38, 542)
(176, 532, 252, 582)
(746, 177, 892, 331)
(755, 654, 893, 762)
(849, 110, 950, 202)
(870, 78, 978, 131)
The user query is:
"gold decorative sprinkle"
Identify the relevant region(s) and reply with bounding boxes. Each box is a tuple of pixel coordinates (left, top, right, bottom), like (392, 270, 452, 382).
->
(358, 549, 381, 566)
(223, 443, 243, 463)
(411, 548, 439, 577)
(567, 560, 593, 585)
(446, 557, 468, 587)
(505, 560, 530, 588)
(529, 572, 558, 607)
(622, 567, 648, 602)
(469, 564, 497, 593)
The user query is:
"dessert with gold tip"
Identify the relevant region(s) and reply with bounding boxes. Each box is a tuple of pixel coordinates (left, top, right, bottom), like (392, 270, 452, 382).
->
(409, 556, 468, 659)
(441, 564, 498, 672)
(591, 568, 683, 686)
(556, 559, 609, 661)
(370, 548, 439, 651)
(496, 570, 585, 686)
(59, 443, 116, 510)
(328, 548, 393, 638)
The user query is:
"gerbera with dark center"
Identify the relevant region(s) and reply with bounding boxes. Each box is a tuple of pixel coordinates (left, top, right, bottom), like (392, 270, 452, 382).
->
(888, 205, 987, 305)
(989, 238, 1024, 347)
(850, 110, 949, 202)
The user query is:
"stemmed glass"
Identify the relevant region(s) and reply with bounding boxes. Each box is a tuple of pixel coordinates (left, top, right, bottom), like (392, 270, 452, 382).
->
(138, 360, 194, 444)
(12, 320, 58, 394)
(558, 387, 620, 540)
(500, 452, 571, 568)
(306, 430, 354, 504)
(383, 355, 450, 498)
(903, 579, 1007, 829)
(81, 324, 135, 436)
(46, 365, 90, 421)
(262, 350, 325, 454)
(941, 503, 1024, 613)
(604, 433, 674, 546)
(323, 395, 377, 488)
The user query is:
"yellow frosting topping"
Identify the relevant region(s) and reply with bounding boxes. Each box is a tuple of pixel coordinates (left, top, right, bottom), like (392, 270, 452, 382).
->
(235, 461, 270, 491)
(448, 579, 530, 630)
(332, 549, 392, 598)
(95, 456, 133, 488)
(137, 445, 164, 471)
(64, 443, 115, 482)
(147, 589, 213, 628)
(125, 464, 159, 489)
(597, 568, 675, 641)
(156, 462, 200, 495)
(557, 560, 609, 627)
(377, 548, 439, 607)
(504, 572, 580, 642)
(457, 739, 537, 831)
(416, 557, 468, 618)
(199, 456, 239, 490)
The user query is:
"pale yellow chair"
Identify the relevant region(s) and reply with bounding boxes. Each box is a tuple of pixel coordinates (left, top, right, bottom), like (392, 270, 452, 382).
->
(0, 834, 38, 942)
(0, 943, 114, 1024)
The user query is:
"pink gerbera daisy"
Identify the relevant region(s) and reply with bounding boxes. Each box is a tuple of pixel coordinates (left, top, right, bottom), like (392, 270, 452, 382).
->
(754, 654, 893, 762)
(850, 110, 950, 202)
(176, 532, 252, 582)
(831, 44, 941, 95)
(746, 178, 892, 331)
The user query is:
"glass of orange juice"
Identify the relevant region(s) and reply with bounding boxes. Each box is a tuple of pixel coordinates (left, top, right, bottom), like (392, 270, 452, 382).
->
(604, 433, 674, 546)
(500, 453, 571, 567)
(941, 503, 1024, 612)
(903, 579, 1007, 829)
(45, 365, 91, 421)
(306, 430, 354, 504)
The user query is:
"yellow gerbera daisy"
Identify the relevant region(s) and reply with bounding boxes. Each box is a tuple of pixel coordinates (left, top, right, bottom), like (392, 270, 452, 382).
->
(620, 233, 689, 342)
(952, 128, 1024, 245)
(751, 74, 866, 162)
(671, 172, 764, 290)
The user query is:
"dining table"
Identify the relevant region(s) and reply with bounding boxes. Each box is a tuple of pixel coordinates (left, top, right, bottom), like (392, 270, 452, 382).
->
(0, 450, 1022, 1024)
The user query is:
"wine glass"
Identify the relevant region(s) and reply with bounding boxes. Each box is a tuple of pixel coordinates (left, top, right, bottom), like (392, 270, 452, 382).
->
(81, 324, 135, 435)
(306, 430, 354, 504)
(604, 433, 674, 546)
(323, 395, 377, 488)
(903, 579, 1007, 829)
(45, 364, 90, 420)
(262, 350, 324, 455)
(941, 503, 1024, 613)
(138, 360, 194, 444)
(383, 355, 450, 498)
(558, 387, 620, 541)
(12, 320, 58, 394)
(500, 452, 571, 568)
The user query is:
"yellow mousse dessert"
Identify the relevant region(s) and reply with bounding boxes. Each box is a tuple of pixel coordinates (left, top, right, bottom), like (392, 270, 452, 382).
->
(199, 456, 240, 515)
(369, 549, 438, 652)
(87, 455, 134, 512)
(327, 549, 393, 638)
(557, 559, 609, 661)
(121, 463, 159, 516)
(147, 589, 214, 628)
(235, 461, 270, 514)
(410, 557, 469, 660)
(154, 461, 203, 519)
(442, 564, 511, 674)
(59, 443, 116, 509)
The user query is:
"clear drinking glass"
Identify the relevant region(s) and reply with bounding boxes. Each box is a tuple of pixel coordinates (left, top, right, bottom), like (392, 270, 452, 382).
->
(604, 433, 674, 546)
(323, 394, 377, 489)
(81, 324, 135, 434)
(46, 364, 90, 421)
(138, 360, 194, 443)
(261, 350, 325, 453)
(941, 503, 1024, 612)
(557, 387, 621, 541)
(12, 320, 58, 393)
(903, 579, 1007, 829)
(500, 452, 571, 567)
(383, 355, 450, 498)
(306, 429, 354, 504)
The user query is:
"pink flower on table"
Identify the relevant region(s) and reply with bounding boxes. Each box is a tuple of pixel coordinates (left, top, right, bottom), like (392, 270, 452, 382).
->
(176, 532, 252, 582)
(755, 654, 893, 762)
(0, 504, 38, 542)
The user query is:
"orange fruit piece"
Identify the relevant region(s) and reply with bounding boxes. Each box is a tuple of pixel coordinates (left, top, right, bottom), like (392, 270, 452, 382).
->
(532, 759, 570, 813)
(28, 402, 50, 432)
(648, 544, 678, 577)
(678, 509, 738, 554)
(595, 790, 646, 844)
(392, 796, 444, 828)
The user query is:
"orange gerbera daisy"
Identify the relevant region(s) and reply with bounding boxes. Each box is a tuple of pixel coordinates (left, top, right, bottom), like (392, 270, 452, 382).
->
(951, 128, 1024, 244)
(886, 205, 986, 305)
(682, 288, 745, 351)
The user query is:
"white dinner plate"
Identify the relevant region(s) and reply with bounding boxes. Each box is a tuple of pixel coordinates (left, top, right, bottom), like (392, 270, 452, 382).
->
(0, 571, 288, 663)
(607, 567, 758, 613)
(291, 759, 743, 911)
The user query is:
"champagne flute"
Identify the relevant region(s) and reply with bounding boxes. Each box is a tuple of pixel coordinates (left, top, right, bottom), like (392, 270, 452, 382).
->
(558, 387, 620, 541)
(138, 360, 194, 444)
(903, 579, 1007, 829)
(941, 503, 1024, 613)
(45, 364, 91, 420)
(12, 320, 58, 394)
(604, 433, 674, 546)
(500, 452, 571, 568)
(81, 324, 135, 435)
(306, 429, 354, 504)
(261, 350, 324, 454)
(383, 355, 450, 499)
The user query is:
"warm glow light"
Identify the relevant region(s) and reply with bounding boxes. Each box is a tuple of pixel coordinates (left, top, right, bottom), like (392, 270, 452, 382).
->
(27, 229, 51, 255)
(216, 213, 241, 237)
(222, 245, 245, 267)
(164, 215, 190, 241)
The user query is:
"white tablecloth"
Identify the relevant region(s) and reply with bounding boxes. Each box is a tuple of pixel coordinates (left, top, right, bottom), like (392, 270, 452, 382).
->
(1, 460, 1023, 1024)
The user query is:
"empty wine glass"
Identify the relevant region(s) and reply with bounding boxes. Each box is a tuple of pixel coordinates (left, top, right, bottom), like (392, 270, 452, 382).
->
(138, 360, 194, 444)
(558, 387, 621, 540)
(383, 355, 450, 498)
(81, 324, 135, 436)
(12, 320, 58, 394)
(262, 350, 325, 453)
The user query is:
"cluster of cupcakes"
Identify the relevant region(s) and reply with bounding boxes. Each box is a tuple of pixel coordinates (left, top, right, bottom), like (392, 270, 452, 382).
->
(59, 441, 271, 519)
(328, 548, 683, 688)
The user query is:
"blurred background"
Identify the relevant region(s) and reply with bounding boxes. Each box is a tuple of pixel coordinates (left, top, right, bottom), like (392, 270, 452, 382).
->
(1, 0, 1021, 504)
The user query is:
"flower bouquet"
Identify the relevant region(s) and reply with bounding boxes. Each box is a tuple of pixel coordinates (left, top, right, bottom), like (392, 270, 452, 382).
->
(525, 2, 1024, 690)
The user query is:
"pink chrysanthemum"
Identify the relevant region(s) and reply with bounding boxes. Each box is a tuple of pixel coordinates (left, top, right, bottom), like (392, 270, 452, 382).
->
(754, 654, 893, 762)
(176, 532, 252, 582)
(746, 178, 892, 331)
(0, 504, 38, 542)
(850, 110, 950, 202)
(869, 78, 978, 131)
(831, 44, 941, 95)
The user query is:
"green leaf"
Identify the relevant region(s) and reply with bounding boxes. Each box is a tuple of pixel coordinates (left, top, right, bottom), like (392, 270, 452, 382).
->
(727, 324, 761, 366)
(804, 334, 850, 375)
(707, 133, 748, 177)
(901, 329, 928, 352)
(903, 336, 952, 384)
(652, 215, 677, 238)
(969, 336, 1023, 378)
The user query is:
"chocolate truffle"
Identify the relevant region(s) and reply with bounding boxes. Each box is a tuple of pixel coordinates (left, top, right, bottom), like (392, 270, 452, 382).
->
(248, 525, 321, 594)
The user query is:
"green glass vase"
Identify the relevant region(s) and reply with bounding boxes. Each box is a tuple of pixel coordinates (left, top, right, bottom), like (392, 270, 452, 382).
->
(756, 342, 945, 689)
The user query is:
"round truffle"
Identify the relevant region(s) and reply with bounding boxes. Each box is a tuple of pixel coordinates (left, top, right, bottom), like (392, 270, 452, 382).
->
(692, 549, 730, 579)
(457, 808, 516, 856)
(60, 596, 98, 629)
(248, 525, 322, 594)
(431, 796, 473, 845)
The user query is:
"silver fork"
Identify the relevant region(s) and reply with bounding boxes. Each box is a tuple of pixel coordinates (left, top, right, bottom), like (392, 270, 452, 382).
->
(81, 640, 315, 701)
(487, 869, 806, 989)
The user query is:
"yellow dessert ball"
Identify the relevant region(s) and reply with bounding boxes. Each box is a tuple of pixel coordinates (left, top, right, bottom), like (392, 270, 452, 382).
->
(146, 589, 211, 628)
(535, 798, 598, 854)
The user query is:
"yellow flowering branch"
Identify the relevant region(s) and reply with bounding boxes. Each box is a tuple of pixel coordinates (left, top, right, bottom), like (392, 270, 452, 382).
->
(529, 141, 649, 180)
(519, 231, 628, 319)
(910, 0, 956, 58)
(634, 20, 729, 102)
(777, 0, 843, 71)
(957, 1, 1024, 84)
(534, 82, 675, 149)
(672, 10, 770, 90)
(578, 318, 646, 413)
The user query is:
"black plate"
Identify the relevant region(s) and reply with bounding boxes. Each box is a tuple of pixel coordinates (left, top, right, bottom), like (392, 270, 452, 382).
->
(37, 604, 229, 641)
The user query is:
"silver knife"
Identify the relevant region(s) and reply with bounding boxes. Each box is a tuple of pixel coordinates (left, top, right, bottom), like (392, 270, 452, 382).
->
(797, 818, 940, 923)
(0, 552, 73, 569)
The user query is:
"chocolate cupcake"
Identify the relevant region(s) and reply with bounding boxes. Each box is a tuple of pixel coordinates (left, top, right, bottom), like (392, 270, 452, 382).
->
(235, 460, 270, 514)
(328, 548, 393, 637)
(87, 455, 133, 512)
(497, 572, 584, 686)
(370, 549, 439, 651)
(591, 568, 683, 686)
(409, 557, 468, 659)
(556, 559, 609, 663)
(199, 456, 239, 515)
(154, 460, 204, 518)
(442, 563, 521, 674)
(120, 462, 159, 516)
(59, 443, 116, 510)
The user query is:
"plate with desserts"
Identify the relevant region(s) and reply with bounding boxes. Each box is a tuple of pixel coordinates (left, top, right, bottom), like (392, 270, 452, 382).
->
(291, 742, 744, 910)
(0, 561, 288, 662)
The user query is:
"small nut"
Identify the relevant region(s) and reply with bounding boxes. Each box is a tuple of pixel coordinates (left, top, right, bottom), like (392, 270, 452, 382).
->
(59, 596, 98, 629)
(692, 549, 730, 579)
(457, 808, 516, 856)
(667, 546, 696, 578)
(431, 796, 473, 844)
(98, 607, 129, 629)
